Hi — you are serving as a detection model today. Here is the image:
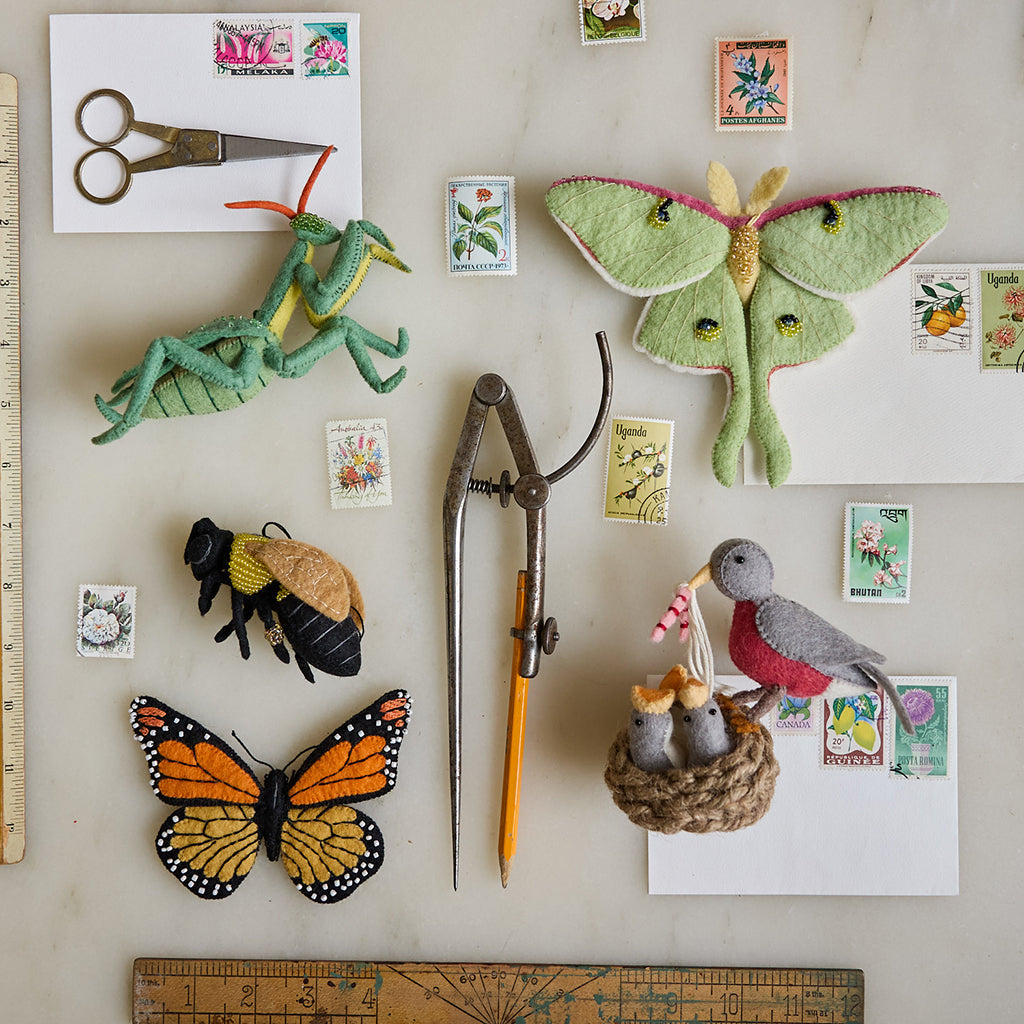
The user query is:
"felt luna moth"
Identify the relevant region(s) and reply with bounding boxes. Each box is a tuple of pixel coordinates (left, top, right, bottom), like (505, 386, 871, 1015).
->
(545, 165, 949, 486)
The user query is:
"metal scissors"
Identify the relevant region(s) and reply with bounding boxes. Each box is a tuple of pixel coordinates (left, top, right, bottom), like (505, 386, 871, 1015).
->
(74, 88, 332, 205)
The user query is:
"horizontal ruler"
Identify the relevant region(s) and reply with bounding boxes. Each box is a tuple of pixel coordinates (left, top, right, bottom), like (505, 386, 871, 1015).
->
(133, 958, 864, 1023)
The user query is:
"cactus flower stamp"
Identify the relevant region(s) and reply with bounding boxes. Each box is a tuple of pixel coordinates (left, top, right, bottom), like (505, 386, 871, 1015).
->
(889, 678, 953, 780)
(604, 416, 672, 524)
(326, 418, 392, 509)
(445, 176, 516, 276)
(715, 37, 791, 131)
(77, 584, 136, 658)
(843, 503, 912, 603)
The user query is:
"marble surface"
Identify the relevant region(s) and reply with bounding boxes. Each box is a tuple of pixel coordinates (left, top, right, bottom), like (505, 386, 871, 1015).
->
(1, 2, 1022, 1021)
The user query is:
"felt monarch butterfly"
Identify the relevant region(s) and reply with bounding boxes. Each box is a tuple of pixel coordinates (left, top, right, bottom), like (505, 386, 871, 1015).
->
(130, 690, 411, 902)
(545, 164, 949, 486)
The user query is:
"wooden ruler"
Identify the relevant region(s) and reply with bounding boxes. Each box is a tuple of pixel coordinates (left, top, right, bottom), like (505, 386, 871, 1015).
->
(133, 959, 864, 1023)
(0, 72, 24, 866)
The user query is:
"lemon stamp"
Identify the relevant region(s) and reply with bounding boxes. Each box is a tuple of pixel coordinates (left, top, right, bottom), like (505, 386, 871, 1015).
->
(843, 503, 912, 604)
(911, 266, 972, 353)
(822, 691, 887, 769)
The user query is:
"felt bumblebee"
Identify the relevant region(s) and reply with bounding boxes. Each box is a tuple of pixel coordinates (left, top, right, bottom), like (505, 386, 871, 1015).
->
(184, 517, 363, 683)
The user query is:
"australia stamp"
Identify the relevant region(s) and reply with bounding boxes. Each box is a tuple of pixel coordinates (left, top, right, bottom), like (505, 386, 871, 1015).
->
(326, 418, 392, 509)
(214, 19, 295, 77)
(715, 37, 790, 131)
(771, 694, 817, 734)
(604, 416, 672, 524)
(980, 265, 1024, 371)
(446, 176, 516, 276)
(911, 266, 972, 353)
(843, 503, 912, 603)
(579, 1, 646, 45)
(77, 584, 136, 658)
(301, 22, 350, 77)
(889, 677, 953, 780)
(822, 692, 886, 768)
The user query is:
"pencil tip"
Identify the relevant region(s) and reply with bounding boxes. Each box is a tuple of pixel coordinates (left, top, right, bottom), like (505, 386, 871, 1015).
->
(499, 855, 510, 887)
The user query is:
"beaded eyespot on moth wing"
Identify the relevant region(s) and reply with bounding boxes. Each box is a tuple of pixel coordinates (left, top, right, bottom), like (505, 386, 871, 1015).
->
(129, 690, 411, 902)
(546, 164, 948, 486)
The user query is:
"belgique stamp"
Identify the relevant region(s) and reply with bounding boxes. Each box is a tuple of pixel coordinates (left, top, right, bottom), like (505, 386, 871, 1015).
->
(326, 418, 392, 509)
(980, 265, 1024, 371)
(822, 692, 886, 768)
(715, 37, 791, 131)
(888, 677, 953, 780)
(446, 176, 516, 276)
(911, 266, 972, 353)
(843, 503, 912, 603)
(77, 584, 136, 658)
(214, 19, 295, 77)
(604, 416, 672, 524)
(579, 1, 646, 45)
(301, 22, 350, 77)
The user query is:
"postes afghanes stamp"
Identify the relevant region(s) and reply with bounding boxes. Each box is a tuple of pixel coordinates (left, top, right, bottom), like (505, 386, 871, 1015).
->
(603, 416, 672, 524)
(843, 503, 912, 603)
(715, 37, 791, 131)
(77, 584, 136, 658)
(446, 176, 516, 276)
(214, 19, 295, 77)
(822, 692, 886, 768)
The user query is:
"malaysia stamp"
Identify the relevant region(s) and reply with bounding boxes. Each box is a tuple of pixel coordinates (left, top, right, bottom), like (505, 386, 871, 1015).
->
(843, 503, 912, 603)
(326, 418, 392, 509)
(888, 678, 953, 780)
(446, 176, 516, 276)
(980, 265, 1024, 371)
(822, 692, 886, 768)
(604, 416, 672, 524)
(715, 37, 791, 131)
(579, 1, 646, 45)
(911, 266, 972, 353)
(771, 694, 817, 734)
(301, 22, 350, 77)
(214, 19, 295, 77)
(77, 584, 136, 658)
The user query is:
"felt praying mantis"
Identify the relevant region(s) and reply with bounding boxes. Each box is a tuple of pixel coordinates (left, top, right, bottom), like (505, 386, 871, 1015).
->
(92, 147, 411, 444)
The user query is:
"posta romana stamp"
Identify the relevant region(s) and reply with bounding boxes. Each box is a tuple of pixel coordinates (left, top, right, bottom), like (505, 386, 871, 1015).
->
(446, 176, 516, 276)
(715, 37, 791, 131)
(889, 678, 953, 780)
(77, 584, 136, 658)
(326, 418, 392, 509)
(843, 503, 912, 603)
(603, 416, 672, 524)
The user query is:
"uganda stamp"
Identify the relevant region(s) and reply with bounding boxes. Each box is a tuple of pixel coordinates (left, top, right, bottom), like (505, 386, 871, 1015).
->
(446, 176, 516, 276)
(843, 503, 911, 603)
(301, 22, 350, 77)
(579, 1, 646, 45)
(77, 584, 136, 658)
(980, 265, 1024, 371)
(604, 416, 672, 524)
(771, 694, 816, 734)
(715, 37, 791, 131)
(214, 19, 295, 77)
(326, 418, 392, 509)
(888, 678, 953, 780)
(911, 266, 972, 353)
(822, 692, 886, 768)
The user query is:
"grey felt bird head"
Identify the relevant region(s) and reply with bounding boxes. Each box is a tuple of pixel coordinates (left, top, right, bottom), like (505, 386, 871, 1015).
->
(688, 538, 775, 603)
(677, 700, 734, 768)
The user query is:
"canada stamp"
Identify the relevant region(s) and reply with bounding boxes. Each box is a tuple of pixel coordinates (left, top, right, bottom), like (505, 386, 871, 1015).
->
(822, 692, 886, 768)
(77, 584, 136, 658)
(911, 266, 972, 353)
(843, 503, 912, 603)
(326, 418, 392, 509)
(213, 19, 295, 77)
(715, 37, 791, 131)
(301, 22, 350, 77)
(980, 265, 1024, 371)
(446, 176, 516, 276)
(579, 1, 646, 45)
(888, 677, 953, 780)
(771, 694, 817, 735)
(604, 416, 672, 524)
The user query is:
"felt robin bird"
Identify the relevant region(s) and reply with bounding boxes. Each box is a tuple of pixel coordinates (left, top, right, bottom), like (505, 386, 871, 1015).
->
(682, 538, 915, 734)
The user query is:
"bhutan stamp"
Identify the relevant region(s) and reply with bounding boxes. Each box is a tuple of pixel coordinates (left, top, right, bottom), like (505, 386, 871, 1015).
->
(446, 176, 516, 276)
(326, 418, 392, 509)
(214, 19, 295, 77)
(980, 266, 1024, 371)
(844, 503, 911, 603)
(911, 266, 972, 352)
(771, 694, 816, 734)
(822, 692, 885, 768)
(579, 1, 646, 45)
(301, 22, 350, 77)
(889, 678, 953, 780)
(604, 416, 672, 524)
(715, 37, 790, 131)
(77, 584, 136, 658)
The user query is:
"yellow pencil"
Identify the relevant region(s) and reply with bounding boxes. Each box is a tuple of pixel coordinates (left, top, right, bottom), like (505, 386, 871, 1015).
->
(499, 570, 529, 887)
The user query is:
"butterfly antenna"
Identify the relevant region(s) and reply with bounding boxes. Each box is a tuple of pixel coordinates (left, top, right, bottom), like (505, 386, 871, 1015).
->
(230, 730, 273, 769)
(282, 744, 317, 772)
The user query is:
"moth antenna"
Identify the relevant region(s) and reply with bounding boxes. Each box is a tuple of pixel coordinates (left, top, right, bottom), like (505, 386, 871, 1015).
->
(746, 166, 790, 217)
(707, 161, 742, 217)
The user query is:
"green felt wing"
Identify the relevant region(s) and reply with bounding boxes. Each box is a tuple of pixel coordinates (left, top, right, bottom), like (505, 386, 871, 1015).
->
(747, 265, 855, 486)
(545, 178, 732, 296)
(759, 189, 949, 296)
(635, 261, 748, 486)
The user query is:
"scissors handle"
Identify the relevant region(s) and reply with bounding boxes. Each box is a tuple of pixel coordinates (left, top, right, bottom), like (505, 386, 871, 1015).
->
(75, 89, 177, 147)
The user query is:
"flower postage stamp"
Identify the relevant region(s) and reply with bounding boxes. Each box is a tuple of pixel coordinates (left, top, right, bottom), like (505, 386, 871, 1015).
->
(888, 678, 953, 780)
(980, 266, 1024, 371)
(843, 503, 912, 603)
(603, 416, 672, 524)
(715, 38, 791, 131)
(579, 1, 646, 45)
(213, 19, 295, 77)
(445, 176, 516, 276)
(301, 22, 350, 77)
(77, 584, 136, 658)
(326, 418, 392, 509)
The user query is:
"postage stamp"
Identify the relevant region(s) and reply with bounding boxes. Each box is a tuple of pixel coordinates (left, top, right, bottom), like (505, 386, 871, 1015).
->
(579, 1, 646, 45)
(979, 265, 1024, 371)
(843, 503, 912, 603)
(822, 692, 886, 768)
(301, 22, 350, 77)
(326, 418, 392, 509)
(603, 416, 672, 524)
(911, 266, 972, 353)
(888, 678, 953, 780)
(715, 38, 791, 131)
(446, 176, 516, 276)
(771, 694, 817, 734)
(77, 584, 136, 658)
(213, 19, 295, 77)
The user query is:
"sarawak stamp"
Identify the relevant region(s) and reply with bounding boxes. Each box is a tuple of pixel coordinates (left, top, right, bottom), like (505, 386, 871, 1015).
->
(843, 503, 912, 603)
(446, 176, 516, 276)
(603, 416, 672, 524)
(715, 37, 791, 131)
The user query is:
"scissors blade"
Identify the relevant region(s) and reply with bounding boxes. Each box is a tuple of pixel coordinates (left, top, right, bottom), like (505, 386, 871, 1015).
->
(218, 134, 334, 163)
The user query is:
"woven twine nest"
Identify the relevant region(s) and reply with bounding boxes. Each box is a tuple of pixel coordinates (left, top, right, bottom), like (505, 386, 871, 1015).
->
(604, 693, 780, 834)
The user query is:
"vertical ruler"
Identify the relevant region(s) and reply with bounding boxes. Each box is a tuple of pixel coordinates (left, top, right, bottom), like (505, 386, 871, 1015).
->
(0, 72, 24, 865)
